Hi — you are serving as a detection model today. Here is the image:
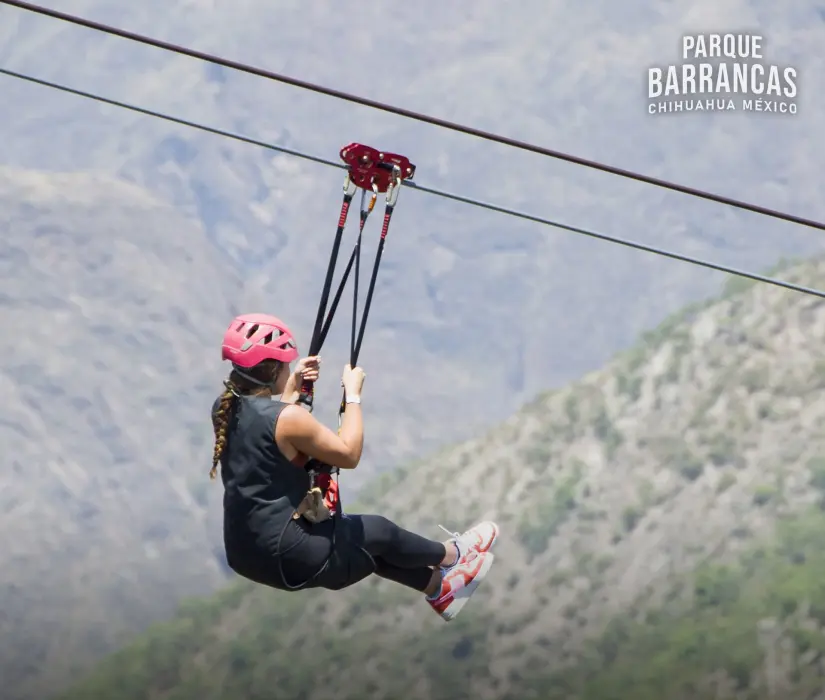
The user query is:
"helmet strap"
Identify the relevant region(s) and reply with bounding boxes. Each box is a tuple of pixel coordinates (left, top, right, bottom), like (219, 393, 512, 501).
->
(231, 364, 278, 391)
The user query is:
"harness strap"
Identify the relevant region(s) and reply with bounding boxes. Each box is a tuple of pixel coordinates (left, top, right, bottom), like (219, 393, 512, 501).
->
(297, 143, 415, 411)
(297, 177, 357, 412)
(316, 186, 377, 357)
(279, 144, 413, 591)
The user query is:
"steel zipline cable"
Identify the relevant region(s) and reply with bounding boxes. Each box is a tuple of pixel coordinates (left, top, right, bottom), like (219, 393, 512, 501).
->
(3, 66, 825, 302)
(2, 0, 824, 234)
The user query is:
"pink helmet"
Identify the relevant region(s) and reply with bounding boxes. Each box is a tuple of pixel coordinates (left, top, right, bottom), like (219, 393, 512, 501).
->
(221, 313, 299, 368)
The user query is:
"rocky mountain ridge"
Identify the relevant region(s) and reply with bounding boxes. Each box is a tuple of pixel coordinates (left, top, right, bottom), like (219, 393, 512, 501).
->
(56, 254, 825, 700)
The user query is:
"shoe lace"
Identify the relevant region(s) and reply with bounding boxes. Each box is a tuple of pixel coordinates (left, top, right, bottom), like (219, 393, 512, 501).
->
(437, 524, 464, 569)
(438, 524, 459, 538)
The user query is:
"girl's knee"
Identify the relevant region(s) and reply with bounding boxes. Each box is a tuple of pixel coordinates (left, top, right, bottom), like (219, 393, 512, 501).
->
(372, 514, 394, 532)
(360, 514, 397, 550)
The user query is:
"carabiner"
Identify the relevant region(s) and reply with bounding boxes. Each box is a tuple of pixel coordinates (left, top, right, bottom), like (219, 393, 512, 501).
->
(368, 181, 378, 214)
(385, 165, 403, 207)
(359, 182, 378, 216)
(343, 172, 357, 197)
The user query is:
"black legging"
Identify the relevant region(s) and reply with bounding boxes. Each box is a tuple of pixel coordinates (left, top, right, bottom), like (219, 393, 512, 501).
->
(280, 513, 447, 592)
(346, 514, 447, 591)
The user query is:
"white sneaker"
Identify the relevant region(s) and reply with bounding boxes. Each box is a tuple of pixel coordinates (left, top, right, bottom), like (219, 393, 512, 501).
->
(439, 520, 500, 564)
(426, 549, 495, 622)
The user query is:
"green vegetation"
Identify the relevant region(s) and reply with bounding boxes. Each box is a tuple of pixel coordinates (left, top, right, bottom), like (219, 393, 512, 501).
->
(808, 456, 825, 493)
(716, 471, 737, 493)
(615, 370, 643, 401)
(593, 406, 624, 459)
(517, 464, 583, 558)
(535, 507, 825, 700)
(621, 505, 642, 532)
(61, 506, 825, 700)
(644, 437, 705, 482)
(705, 432, 739, 467)
(59, 580, 493, 700)
(753, 483, 778, 506)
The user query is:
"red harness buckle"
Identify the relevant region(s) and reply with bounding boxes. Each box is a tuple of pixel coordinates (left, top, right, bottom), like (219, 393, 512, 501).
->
(313, 471, 340, 514)
(323, 477, 340, 514)
(340, 143, 416, 193)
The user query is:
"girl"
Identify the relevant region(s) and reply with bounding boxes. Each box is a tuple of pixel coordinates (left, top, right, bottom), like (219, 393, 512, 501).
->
(211, 313, 498, 621)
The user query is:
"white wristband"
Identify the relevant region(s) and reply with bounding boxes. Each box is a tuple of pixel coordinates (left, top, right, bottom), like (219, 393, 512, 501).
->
(345, 395, 361, 405)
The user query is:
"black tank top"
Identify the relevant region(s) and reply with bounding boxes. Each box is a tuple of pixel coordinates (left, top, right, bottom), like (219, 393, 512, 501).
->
(212, 394, 311, 563)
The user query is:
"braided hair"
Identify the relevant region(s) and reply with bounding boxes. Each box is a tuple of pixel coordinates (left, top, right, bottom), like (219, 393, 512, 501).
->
(210, 359, 283, 480)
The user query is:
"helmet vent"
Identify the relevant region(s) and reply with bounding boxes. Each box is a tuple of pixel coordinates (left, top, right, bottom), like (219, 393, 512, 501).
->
(245, 324, 259, 338)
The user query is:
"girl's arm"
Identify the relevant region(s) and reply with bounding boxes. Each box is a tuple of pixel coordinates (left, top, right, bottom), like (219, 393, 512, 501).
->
(278, 401, 363, 469)
(276, 364, 365, 469)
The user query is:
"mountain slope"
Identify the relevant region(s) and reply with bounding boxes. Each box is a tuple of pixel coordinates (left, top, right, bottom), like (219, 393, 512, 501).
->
(56, 255, 825, 700)
(0, 166, 244, 700)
